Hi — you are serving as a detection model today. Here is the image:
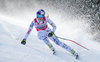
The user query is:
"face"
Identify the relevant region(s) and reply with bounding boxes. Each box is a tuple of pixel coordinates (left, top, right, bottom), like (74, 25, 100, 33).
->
(38, 18, 43, 21)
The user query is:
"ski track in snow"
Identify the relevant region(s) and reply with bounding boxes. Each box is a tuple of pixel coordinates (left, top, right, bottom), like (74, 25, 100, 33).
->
(0, 18, 100, 62)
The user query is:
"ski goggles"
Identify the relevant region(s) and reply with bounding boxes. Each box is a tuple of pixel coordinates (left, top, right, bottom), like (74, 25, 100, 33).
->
(37, 14, 44, 18)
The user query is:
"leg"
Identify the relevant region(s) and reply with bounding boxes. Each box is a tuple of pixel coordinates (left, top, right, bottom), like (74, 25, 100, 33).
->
(49, 34, 78, 56)
(43, 37, 55, 54)
(38, 30, 55, 53)
(49, 34, 72, 52)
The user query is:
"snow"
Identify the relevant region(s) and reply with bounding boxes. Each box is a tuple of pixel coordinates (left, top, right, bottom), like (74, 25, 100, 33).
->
(0, 15, 100, 62)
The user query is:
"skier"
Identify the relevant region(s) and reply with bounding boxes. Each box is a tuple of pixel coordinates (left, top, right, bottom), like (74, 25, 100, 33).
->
(21, 9, 78, 58)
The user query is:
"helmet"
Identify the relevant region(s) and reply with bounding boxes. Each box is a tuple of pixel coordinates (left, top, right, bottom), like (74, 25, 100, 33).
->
(37, 9, 45, 18)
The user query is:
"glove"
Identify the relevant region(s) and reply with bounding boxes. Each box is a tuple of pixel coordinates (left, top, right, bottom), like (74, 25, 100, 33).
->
(48, 32, 54, 37)
(21, 39, 26, 45)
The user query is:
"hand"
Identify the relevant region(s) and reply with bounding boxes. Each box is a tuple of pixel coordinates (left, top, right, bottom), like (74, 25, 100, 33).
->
(21, 39, 26, 45)
(48, 32, 54, 37)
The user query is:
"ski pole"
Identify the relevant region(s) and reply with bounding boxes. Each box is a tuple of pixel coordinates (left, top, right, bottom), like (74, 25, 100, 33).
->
(56, 36, 89, 50)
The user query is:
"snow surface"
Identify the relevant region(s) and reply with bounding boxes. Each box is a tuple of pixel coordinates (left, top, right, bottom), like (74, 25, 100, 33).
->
(0, 15, 100, 62)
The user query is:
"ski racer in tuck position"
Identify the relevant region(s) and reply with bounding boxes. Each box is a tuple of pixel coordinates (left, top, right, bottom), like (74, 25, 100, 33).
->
(21, 9, 78, 58)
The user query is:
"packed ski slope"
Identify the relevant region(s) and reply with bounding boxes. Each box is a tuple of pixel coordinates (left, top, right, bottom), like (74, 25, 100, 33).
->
(0, 15, 100, 62)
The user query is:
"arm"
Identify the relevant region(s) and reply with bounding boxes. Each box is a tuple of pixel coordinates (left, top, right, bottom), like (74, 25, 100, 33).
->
(21, 20, 34, 45)
(46, 17, 56, 32)
(24, 20, 34, 40)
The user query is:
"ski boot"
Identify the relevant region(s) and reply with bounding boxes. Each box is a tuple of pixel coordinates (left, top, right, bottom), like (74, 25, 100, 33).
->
(71, 49, 79, 59)
(50, 47, 56, 54)
(47, 43, 56, 54)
